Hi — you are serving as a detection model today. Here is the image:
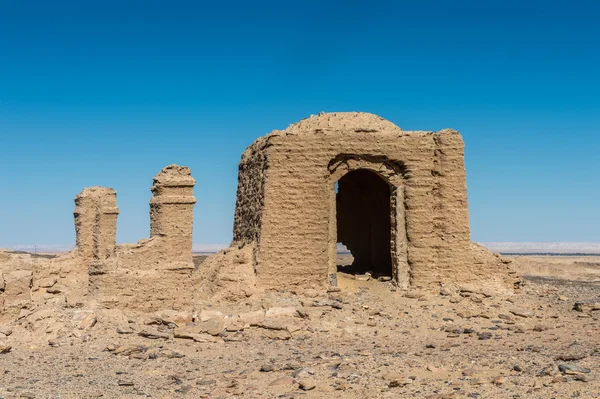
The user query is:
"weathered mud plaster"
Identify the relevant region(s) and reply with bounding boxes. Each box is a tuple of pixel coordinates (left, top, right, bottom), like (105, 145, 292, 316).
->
(229, 112, 516, 291)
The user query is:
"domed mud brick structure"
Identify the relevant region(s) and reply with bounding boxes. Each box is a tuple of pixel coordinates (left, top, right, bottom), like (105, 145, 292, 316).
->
(233, 112, 513, 290)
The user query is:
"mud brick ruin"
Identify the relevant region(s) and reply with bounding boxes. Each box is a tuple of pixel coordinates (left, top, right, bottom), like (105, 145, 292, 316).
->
(0, 112, 516, 317)
(232, 112, 513, 290)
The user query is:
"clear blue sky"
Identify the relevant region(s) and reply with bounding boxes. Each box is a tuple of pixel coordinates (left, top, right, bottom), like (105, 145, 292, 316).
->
(1, 0, 599, 247)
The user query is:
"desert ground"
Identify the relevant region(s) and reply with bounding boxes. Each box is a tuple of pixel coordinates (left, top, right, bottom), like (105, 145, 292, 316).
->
(0, 254, 598, 399)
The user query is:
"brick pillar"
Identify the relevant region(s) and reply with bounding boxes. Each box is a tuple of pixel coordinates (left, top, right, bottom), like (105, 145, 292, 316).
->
(150, 165, 196, 265)
(74, 187, 119, 273)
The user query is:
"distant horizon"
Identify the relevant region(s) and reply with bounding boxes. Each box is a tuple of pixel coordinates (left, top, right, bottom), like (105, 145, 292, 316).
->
(4, 242, 600, 255)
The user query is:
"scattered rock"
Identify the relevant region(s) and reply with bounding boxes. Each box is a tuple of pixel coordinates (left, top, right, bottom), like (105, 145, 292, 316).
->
(260, 364, 275, 372)
(79, 314, 97, 330)
(265, 307, 298, 318)
(156, 310, 194, 327)
(384, 372, 412, 387)
(491, 376, 505, 385)
(138, 328, 170, 340)
(298, 378, 316, 391)
(572, 373, 594, 382)
(116, 325, 134, 334)
(311, 299, 343, 309)
(0, 326, 13, 337)
(159, 349, 185, 358)
(510, 309, 534, 318)
(197, 309, 223, 322)
(574, 300, 600, 313)
(269, 376, 295, 386)
(112, 344, 148, 356)
(238, 310, 266, 325)
(555, 353, 587, 361)
(558, 363, 591, 375)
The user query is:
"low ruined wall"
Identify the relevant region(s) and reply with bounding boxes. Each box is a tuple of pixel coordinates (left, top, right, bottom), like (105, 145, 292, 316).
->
(0, 164, 199, 320)
(89, 165, 197, 311)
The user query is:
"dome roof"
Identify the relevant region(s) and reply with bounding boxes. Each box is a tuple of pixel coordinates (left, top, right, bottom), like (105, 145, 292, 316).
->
(281, 112, 402, 135)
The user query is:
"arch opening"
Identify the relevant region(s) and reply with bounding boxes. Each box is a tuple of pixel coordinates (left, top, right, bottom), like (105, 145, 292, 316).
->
(336, 169, 393, 277)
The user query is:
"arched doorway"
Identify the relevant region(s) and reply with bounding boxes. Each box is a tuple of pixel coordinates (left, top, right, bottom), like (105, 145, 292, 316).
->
(336, 169, 392, 277)
(327, 156, 409, 288)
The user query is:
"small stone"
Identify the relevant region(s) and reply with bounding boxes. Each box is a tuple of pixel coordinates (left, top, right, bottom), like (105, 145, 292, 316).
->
(38, 276, 58, 288)
(574, 300, 600, 312)
(298, 378, 316, 391)
(440, 287, 453, 296)
(260, 364, 275, 372)
(159, 349, 185, 358)
(269, 376, 294, 386)
(113, 344, 148, 356)
(384, 372, 411, 387)
(491, 376, 505, 385)
(197, 309, 223, 322)
(265, 307, 298, 318)
(555, 353, 587, 361)
(0, 326, 13, 337)
(155, 310, 194, 327)
(558, 363, 591, 375)
(513, 364, 522, 372)
(510, 309, 534, 318)
(304, 288, 319, 297)
(118, 380, 134, 386)
(116, 326, 134, 334)
(196, 379, 216, 386)
(573, 373, 594, 382)
(558, 295, 568, 301)
(138, 328, 170, 340)
(238, 310, 266, 325)
(478, 332, 493, 340)
(0, 344, 12, 354)
(312, 299, 343, 309)
(79, 314, 97, 330)
(404, 291, 425, 299)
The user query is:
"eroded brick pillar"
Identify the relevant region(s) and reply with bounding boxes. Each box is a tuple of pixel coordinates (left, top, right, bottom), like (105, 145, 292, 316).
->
(150, 165, 196, 265)
(74, 187, 119, 272)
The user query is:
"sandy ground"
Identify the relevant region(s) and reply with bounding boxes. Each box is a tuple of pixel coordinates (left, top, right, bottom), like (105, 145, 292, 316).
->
(0, 255, 599, 398)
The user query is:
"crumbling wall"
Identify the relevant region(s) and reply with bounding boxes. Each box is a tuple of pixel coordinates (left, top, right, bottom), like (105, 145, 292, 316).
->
(0, 165, 198, 318)
(89, 165, 197, 311)
(233, 136, 269, 246)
